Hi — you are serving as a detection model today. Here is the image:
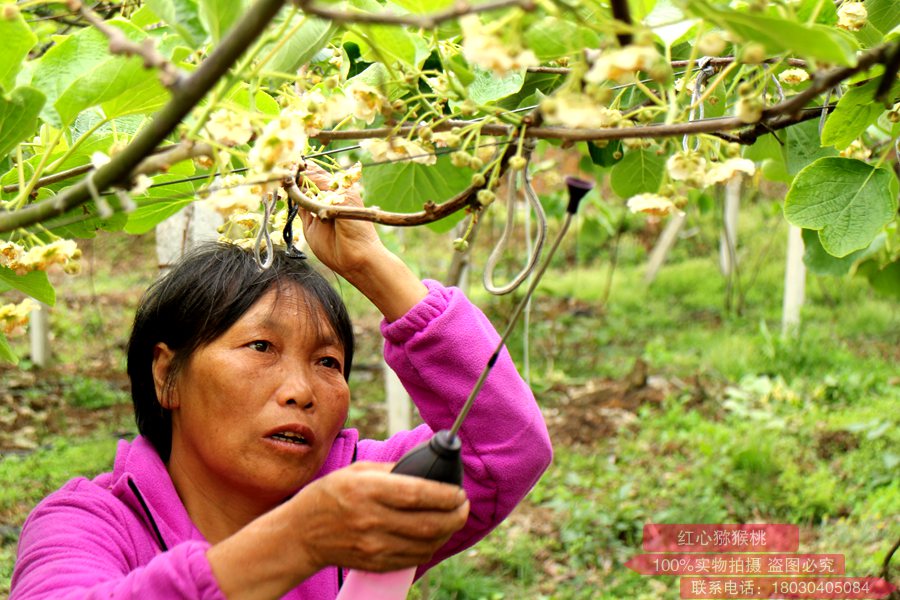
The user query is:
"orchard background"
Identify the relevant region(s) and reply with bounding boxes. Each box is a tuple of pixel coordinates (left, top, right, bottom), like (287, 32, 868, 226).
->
(0, 0, 899, 597)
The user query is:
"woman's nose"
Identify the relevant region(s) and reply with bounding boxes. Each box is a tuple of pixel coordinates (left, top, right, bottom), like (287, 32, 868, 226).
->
(278, 368, 315, 410)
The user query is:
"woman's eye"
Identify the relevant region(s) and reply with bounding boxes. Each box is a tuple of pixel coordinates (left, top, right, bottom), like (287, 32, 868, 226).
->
(249, 340, 270, 352)
(319, 356, 342, 371)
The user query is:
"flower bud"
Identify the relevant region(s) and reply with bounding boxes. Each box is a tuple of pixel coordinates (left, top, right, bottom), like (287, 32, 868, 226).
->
(509, 156, 527, 170)
(740, 42, 766, 65)
(476, 189, 496, 206)
(452, 238, 469, 252)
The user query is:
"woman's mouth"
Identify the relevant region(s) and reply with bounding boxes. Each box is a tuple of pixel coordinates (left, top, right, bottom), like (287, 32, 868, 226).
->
(268, 431, 309, 445)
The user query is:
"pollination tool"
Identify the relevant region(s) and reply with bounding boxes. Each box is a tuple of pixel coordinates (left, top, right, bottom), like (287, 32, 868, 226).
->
(335, 176, 594, 600)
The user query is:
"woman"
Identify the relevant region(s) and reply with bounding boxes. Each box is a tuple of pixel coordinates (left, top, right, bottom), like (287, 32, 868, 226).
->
(11, 170, 553, 599)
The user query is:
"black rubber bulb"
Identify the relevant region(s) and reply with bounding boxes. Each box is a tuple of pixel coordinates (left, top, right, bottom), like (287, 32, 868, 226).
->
(390, 430, 463, 485)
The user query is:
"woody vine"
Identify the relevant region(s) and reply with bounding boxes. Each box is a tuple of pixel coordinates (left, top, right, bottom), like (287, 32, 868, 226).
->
(0, 0, 898, 360)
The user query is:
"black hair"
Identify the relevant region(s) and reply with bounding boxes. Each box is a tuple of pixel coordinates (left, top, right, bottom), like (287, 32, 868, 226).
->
(126, 242, 354, 461)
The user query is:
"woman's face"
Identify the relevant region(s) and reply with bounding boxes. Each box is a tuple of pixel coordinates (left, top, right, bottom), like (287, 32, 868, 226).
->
(158, 283, 350, 504)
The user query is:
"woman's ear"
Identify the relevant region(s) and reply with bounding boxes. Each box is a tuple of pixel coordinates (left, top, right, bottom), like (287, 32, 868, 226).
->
(152, 343, 179, 410)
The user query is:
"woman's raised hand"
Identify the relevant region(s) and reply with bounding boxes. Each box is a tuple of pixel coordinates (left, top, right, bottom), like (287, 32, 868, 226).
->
(296, 164, 427, 322)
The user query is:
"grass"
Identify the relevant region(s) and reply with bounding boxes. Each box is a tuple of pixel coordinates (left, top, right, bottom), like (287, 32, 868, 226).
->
(2, 199, 899, 597)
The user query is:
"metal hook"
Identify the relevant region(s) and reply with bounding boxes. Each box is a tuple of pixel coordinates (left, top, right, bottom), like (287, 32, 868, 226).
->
(482, 160, 548, 295)
(254, 193, 277, 269)
(683, 57, 716, 153)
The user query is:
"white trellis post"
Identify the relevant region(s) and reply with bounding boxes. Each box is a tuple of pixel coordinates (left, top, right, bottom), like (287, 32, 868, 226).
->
(155, 203, 222, 275)
(719, 175, 741, 276)
(644, 211, 687, 285)
(29, 302, 50, 367)
(782, 225, 806, 335)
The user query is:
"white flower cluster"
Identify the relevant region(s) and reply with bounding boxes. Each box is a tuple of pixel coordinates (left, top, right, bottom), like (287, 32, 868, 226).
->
(0, 299, 37, 337)
(360, 137, 436, 165)
(0, 239, 82, 276)
(666, 152, 756, 188)
(778, 68, 810, 85)
(585, 45, 669, 85)
(837, 2, 867, 31)
(626, 194, 679, 216)
(541, 93, 624, 129)
(460, 15, 537, 76)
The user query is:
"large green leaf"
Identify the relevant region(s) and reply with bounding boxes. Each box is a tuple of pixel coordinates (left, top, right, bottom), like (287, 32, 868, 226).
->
(101, 74, 170, 119)
(57, 54, 160, 126)
(784, 158, 899, 257)
(0, 87, 45, 160)
(524, 17, 601, 61)
(265, 16, 337, 75)
(0, 267, 55, 305)
(145, 0, 207, 46)
(857, 259, 900, 298)
(821, 79, 899, 150)
(31, 20, 155, 127)
(198, 0, 246, 44)
(802, 229, 883, 276)
(0, 7, 36, 92)
(361, 155, 472, 233)
(865, 0, 900, 34)
(125, 165, 200, 234)
(744, 133, 791, 183)
(784, 119, 838, 176)
(467, 68, 525, 105)
(609, 149, 664, 198)
(350, 25, 427, 69)
(683, 0, 857, 66)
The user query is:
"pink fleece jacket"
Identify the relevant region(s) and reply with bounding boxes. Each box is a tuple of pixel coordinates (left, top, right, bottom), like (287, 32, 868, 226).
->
(11, 281, 552, 599)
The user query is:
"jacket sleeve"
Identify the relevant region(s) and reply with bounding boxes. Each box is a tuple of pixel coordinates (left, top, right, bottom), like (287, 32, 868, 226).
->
(11, 481, 225, 600)
(356, 280, 553, 571)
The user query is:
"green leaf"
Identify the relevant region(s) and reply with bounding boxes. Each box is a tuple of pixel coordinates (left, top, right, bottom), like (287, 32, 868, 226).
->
(683, 0, 857, 66)
(467, 67, 525, 105)
(361, 154, 472, 233)
(266, 16, 337, 75)
(100, 75, 170, 119)
(145, 0, 207, 46)
(784, 119, 838, 176)
(0, 267, 55, 305)
(865, 0, 900, 34)
(0, 87, 45, 160)
(821, 79, 899, 149)
(797, 0, 837, 26)
(784, 157, 899, 257)
(646, 0, 697, 47)
(588, 140, 623, 168)
(524, 17, 601, 61)
(31, 20, 154, 127)
(345, 16, 428, 69)
(801, 229, 883, 276)
(743, 133, 793, 183)
(0, 331, 15, 364)
(857, 259, 900, 298)
(125, 166, 199, 234)
(125, 197, 195, 234)
(226, 86, 280, 115)
(389, 0, 453, 14)
(57, 54, 160, 125)
(609, 149, 664, 198)
(0, 6, 37, 92)
(198, 0, 246, 44)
